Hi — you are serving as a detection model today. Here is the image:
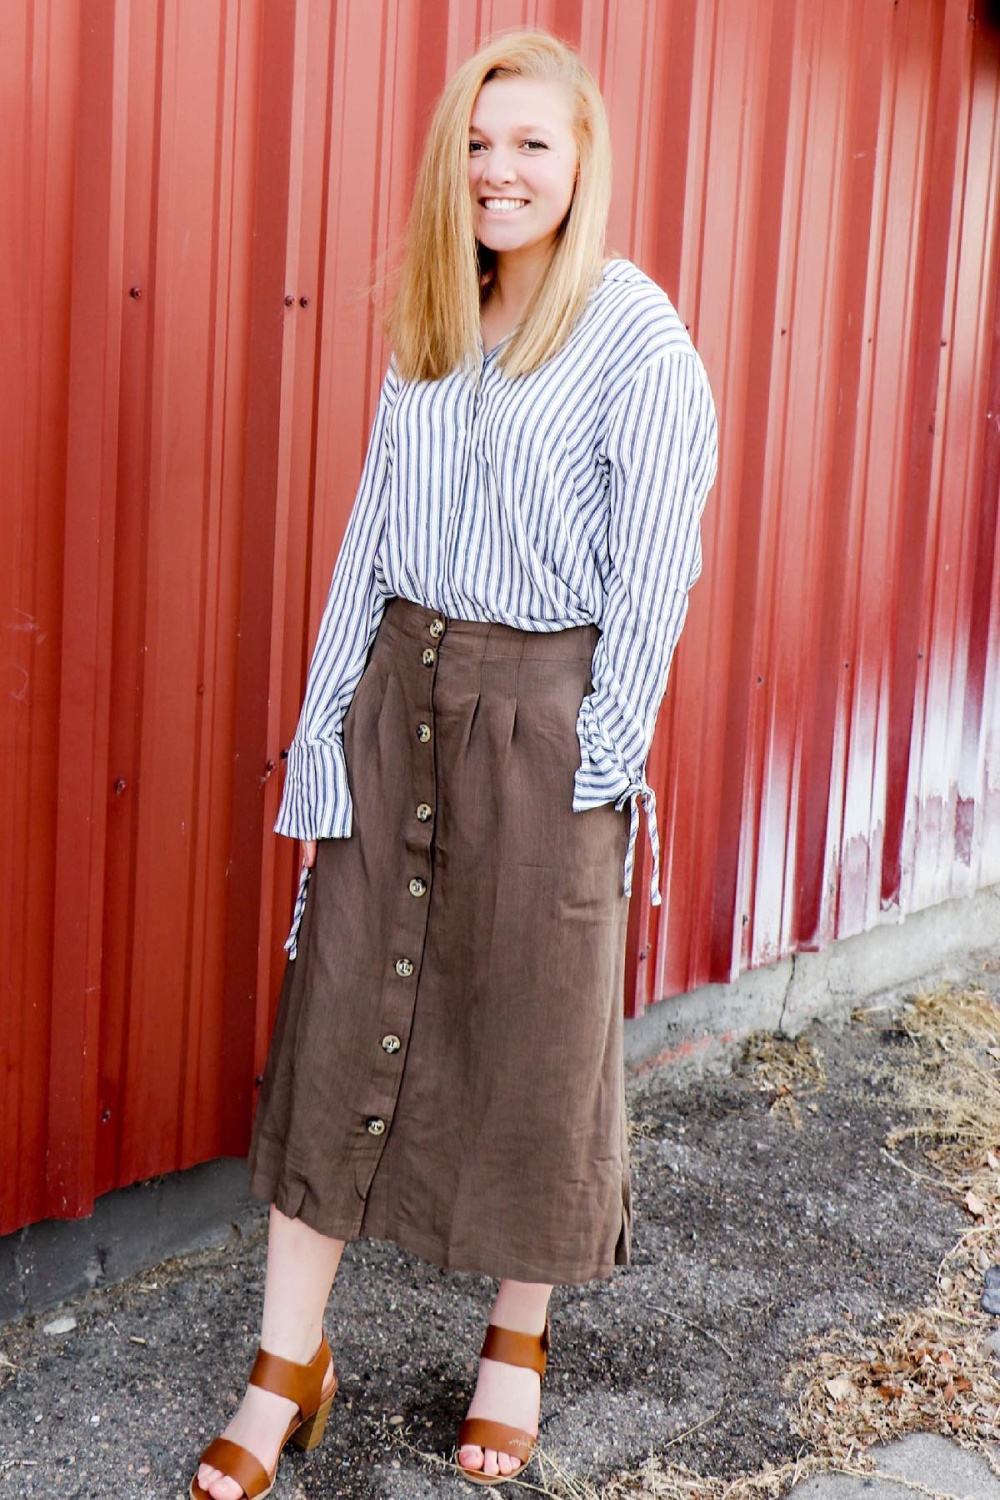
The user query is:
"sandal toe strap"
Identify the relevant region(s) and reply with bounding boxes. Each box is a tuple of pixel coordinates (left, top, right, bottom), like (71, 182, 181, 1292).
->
(195, 1437, 271, 1499)
(458, 1417, 535, 1464)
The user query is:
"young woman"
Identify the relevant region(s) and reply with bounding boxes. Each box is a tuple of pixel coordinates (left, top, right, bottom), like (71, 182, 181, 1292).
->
(191, 29, 717, 1500)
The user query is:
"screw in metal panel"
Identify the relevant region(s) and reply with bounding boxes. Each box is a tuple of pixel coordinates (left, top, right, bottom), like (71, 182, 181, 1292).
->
(129, 286, 142, 299)
(284, 294, 295, 307)
(113, 778, 127, 795)
(299, 296, 310, 308)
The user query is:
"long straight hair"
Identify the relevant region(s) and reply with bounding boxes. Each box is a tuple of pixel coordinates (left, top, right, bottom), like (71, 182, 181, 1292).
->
(389, 31, 612, 382)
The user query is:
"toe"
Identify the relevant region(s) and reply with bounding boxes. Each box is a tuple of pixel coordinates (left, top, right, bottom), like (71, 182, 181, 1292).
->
(458, 1444, 485, 1474)
(200, 1474, 243, 1500)
(217, 1482, 244, 1500)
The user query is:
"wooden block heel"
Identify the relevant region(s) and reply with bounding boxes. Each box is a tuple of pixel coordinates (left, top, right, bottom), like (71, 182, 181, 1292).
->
(189, 1339, 336, 1500)
(292, 1386, 336, 1451)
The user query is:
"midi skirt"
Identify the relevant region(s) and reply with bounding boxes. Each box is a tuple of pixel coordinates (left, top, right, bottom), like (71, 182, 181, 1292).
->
(248, 597, 633, 1285)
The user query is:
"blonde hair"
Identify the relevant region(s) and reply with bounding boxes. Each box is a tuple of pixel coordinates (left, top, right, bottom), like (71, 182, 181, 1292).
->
(389, 31, 612, 382)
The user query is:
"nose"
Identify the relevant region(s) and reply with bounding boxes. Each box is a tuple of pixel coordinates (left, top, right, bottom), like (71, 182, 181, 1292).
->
(482, 147, 517, 186)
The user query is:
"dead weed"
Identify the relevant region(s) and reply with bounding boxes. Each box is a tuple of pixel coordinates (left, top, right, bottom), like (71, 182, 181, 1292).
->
(740, 1033, 826, 1131)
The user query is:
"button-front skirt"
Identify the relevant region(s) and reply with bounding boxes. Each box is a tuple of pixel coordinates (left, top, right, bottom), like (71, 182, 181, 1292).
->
(248, 598, 632, 1285)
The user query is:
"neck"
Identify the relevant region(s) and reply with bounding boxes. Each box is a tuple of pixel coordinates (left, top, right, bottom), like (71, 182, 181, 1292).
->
(490, 242, 554, 323)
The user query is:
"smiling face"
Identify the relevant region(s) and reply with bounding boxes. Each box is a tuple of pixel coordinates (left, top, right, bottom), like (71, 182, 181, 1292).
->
(468, 76, 580, 271)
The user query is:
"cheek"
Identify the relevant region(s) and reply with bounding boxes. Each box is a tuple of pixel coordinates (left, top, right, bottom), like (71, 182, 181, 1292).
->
(552, 170, 577, 218)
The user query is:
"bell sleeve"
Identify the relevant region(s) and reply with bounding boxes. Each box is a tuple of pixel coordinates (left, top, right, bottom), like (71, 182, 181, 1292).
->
(276, 367, 398, 834)
(573, 348, 718, 903)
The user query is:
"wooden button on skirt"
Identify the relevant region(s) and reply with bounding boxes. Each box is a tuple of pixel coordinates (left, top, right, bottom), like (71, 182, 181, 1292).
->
(248, 597, 632, 1284)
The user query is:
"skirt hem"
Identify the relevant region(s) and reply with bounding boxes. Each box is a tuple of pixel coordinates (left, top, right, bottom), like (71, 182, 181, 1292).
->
(248, 1169, 629, 1287)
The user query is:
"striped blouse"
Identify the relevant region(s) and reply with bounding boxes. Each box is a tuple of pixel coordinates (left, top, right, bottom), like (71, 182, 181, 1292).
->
(277, 258, 718, 952)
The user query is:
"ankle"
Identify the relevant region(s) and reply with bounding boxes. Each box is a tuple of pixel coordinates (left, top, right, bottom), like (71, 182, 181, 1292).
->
(490, 1279, 551, 1336)
(257, 1329, 326, 1367)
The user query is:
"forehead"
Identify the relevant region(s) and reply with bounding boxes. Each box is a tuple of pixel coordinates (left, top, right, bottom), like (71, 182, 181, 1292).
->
(470, 75, 575, 134)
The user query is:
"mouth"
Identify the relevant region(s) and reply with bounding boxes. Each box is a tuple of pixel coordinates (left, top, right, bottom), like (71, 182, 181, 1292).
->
(480, 197, 529, 215)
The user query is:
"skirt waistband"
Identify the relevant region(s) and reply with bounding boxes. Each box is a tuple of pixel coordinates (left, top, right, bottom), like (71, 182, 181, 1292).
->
(382, 597, 598, 662)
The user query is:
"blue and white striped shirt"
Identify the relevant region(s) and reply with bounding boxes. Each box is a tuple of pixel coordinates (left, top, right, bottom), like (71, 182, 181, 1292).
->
(277, 259, 717, 947)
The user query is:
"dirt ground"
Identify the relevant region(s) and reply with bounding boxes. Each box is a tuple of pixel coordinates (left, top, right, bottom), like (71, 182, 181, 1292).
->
(0, 991, 983, 1500)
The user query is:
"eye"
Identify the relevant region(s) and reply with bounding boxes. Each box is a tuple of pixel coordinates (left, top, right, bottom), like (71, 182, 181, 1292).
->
(468, 139, 487, 155)
(522, 139, 549, 152)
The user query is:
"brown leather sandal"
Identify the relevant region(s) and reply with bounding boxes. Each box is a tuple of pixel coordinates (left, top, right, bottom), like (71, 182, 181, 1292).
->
(457, 1321, 549, 1486)
(189, 1338, 336, 1500)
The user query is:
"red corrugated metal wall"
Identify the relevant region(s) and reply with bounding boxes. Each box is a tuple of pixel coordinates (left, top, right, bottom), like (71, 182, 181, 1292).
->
(3, 0, 1000, 1235)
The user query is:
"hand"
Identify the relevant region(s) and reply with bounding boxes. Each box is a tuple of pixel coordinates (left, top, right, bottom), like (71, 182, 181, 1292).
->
(302, 839, 317, 869)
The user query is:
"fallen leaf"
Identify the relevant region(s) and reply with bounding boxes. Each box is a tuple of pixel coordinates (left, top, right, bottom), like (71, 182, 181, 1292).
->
(965, 1190, 987, 1218)
(824, 1376, 853, 1401)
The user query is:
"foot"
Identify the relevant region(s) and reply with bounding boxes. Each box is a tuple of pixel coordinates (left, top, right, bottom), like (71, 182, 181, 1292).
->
(457, 1353, 541, 1480)
(195, 1357, 335, 1500)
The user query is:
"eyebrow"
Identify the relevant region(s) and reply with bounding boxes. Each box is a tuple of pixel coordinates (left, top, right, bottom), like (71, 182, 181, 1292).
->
(469, 123, 556, 135)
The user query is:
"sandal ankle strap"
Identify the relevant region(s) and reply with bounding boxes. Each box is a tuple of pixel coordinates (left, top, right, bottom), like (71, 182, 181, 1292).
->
(249, 1338, 331, 1416)
(480, 1319, 549, 1377)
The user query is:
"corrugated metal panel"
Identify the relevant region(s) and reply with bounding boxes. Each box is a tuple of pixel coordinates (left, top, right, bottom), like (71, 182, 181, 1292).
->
(4, 0, 1000, 1235)
(626, 0, 1000, 1009)
(2, 0, 277, 1230)
(2, 0, 82, 1234)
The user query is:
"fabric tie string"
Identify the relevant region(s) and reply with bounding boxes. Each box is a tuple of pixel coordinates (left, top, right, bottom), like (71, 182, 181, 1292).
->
(615, 782, 661, 907)
(284, 863, 313, 960)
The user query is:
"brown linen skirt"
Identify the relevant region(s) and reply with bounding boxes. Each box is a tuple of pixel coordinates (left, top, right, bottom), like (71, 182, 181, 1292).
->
(249, 597, 632, 1285)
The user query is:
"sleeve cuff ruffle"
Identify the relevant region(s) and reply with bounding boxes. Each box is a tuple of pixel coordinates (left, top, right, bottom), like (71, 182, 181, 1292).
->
(274, 738, 354, 841)
(275, 738, 354, 957)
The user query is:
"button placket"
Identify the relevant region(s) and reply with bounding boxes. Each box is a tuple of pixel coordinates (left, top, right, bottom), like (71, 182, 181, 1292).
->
(356, 612, 442, 1183)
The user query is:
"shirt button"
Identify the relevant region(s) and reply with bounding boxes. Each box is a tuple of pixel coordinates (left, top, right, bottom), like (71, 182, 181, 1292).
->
(408, 877, 427, 898)
(381, 1034, 401, 1054)
(395, 957, 414, 977)
(366, 1117, 386, 1136)
(416, 802, 433, 821)
(421, 647, 436, 667)
(429, 619, 445, 639)
(416, 723, 432, 743)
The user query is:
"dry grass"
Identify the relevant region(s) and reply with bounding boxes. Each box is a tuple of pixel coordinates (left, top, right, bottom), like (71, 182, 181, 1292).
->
(403, 986, 1000, 1497)
(740, 1034, 827, 1131)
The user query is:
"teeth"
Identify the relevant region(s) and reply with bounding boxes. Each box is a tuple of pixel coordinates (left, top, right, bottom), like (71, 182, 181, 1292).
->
(483, 198, 526, 214)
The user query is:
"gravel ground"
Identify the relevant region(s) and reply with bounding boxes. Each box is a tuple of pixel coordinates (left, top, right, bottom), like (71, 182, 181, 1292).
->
(0, 1007, 972, 1499)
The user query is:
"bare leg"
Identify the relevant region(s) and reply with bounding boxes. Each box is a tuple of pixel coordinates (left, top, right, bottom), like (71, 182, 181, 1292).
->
(196, 1205, 345, 1500)
(458, 1279, 553, 1480)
